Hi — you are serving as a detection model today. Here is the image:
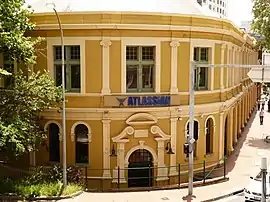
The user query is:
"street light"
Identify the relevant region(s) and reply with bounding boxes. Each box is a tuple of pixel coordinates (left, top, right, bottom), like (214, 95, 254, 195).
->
(46, 1, 67, 187)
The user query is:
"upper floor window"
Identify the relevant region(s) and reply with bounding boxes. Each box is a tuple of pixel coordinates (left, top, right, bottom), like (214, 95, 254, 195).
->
(53, 46, 81, 92)
(126, 46, 155, 92)
(193, 47, 209, 90)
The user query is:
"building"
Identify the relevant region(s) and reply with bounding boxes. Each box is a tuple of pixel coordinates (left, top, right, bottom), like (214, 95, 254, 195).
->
(198, 0, 228, 18)
(241, 21, 252, 33)
(1, 0, 259, 189)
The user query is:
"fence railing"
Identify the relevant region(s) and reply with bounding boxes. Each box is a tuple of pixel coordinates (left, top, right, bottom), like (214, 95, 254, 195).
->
(80, 157, 227, 192)
(0, 157, 227, 192)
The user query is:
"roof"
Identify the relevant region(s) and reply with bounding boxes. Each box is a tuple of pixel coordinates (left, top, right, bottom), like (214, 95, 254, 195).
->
(28, 0, 220, 18)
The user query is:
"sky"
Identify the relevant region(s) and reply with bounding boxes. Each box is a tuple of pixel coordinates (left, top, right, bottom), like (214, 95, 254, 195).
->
(228, 0, 253, 26)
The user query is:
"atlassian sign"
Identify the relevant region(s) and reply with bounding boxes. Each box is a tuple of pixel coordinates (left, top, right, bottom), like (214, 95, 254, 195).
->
(116, 95, 171, 107)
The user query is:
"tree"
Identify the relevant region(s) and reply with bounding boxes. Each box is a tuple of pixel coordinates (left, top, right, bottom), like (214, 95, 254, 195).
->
(252, 0, 270, 49)
(0, 0, 41, 74)
(0, 71, 62, 157)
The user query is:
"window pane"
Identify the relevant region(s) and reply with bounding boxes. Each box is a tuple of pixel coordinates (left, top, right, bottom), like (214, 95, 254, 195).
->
(142, 46, 155, 60)
(126, 46, 138, 60)
(200, 48, 209, 61)
(55, 65, 67, 87)
(142, 65, 153, 89)
(71, 65, 81, 89)
(76, 143, 88, 164)
(126, 66, 138, 90)
(199, 67, 207, 87)
(54, 46, 66, 60)
(70, 46, 80, 60)
(194, 48, 199, 61)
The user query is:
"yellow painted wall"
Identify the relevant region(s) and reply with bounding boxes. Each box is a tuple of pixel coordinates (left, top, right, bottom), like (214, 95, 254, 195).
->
(160, 41, 171, 92)
(178, 42, 190, 92)
(85, 40, 102, 93)
(214, 44, 221, 90)
(110, 40, 121, 93)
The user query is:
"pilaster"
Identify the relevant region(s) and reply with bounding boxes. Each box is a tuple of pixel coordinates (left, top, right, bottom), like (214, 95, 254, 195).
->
(219, 112, 224, 160)
(155, 138, 169, 180)
(102, 117, 111, 178)
(220, 44, 226, 90)
(170, 40, 180, 93)
(100, 39, 112, 95)
(169, 117, 178, 176)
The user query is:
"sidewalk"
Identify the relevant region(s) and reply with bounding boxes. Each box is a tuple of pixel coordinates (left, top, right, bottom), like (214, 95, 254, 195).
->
(64, 107, 270, 202)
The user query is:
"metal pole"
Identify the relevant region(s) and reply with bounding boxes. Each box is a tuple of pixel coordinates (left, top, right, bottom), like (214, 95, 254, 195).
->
(188, 62, 195, 196)
(53, 8, 67, 187)
(261, 157, 267, 202)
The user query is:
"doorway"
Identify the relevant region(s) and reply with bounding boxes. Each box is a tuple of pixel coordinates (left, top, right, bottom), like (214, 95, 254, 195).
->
(224, 117, 228, 157)
(128, 149, 153, 187)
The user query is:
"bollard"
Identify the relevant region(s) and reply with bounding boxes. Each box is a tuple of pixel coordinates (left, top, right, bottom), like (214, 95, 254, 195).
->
(178, 164, 181, 188)
(203, 160, 206, 184)
(117, 166, 120, 189)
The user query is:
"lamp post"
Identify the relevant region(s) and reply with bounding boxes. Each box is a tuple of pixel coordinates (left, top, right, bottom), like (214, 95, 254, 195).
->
(46, 1, 67, 187)
(261, 157, 267, 202)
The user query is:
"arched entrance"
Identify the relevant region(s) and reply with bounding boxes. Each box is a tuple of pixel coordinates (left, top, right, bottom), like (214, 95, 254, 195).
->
(224, 117, 228, 157)
(128, 149, 153, 187)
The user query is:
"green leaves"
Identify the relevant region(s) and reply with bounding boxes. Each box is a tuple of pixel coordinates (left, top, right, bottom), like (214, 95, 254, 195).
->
(0, 71, 62, 157)
(0, 0, 42, 69)
(252, 0, 270, 49)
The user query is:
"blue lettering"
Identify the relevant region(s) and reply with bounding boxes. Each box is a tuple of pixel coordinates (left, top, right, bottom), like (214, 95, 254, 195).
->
(128, 97, 134, 106)
(126, 96, 171, 106)
(147, 96, 152, 105)
(142, 97, 147, 105)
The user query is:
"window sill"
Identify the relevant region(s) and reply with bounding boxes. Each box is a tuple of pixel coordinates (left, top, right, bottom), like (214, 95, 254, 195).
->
(75, 163, 89, 167)
(204, 153, 213, 158)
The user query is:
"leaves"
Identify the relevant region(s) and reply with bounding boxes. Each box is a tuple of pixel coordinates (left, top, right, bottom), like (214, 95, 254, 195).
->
(0, 71, 62, 157)
(252, 0, 270, 49)
(0, 0, 42, 74)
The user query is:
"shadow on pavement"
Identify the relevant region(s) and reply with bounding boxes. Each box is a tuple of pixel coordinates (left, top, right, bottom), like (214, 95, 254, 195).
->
(246, 137, 270, 149)
(225, 109, 256, 174)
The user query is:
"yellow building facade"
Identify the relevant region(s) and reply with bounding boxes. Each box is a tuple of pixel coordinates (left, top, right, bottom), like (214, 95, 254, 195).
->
(2, 10, 260, 188)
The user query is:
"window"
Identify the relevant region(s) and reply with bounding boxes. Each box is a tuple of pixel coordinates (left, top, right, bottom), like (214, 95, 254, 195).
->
(186, 121, 199, 157)
(206, 118, 214, 154)
(48, 123, 60, 162)
(53, 46, 81, 92)
(126, 46, 155, 92)
(217, 0, 219, 4)
(209, 4, 212, 9)
(75, 124, 89, 164)
(193, 47, 209, 90)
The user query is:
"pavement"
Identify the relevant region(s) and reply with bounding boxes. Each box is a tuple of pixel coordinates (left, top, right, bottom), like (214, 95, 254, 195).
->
(61, 104, 270, 202)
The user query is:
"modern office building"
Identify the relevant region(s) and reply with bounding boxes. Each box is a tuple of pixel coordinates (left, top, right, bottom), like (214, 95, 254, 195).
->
(1, 0, 259, 189)
(198, 0, 228, 18)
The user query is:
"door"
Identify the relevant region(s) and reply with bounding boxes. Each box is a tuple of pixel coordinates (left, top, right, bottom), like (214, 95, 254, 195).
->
(128, 149, 153, 187)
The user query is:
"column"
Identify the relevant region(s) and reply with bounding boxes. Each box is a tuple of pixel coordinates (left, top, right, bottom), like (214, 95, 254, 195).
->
(116, 141, 127, 183)
(102, 119, 111, 178)
(169, 117, 177, 176)
(226, 47, 230, 88)
(242, 101, 245, 128)
(170, 40, 180, 93)
(156, 139, 169, 180)
(232, 47, 235, 85)
(234, 107, 238, 144)
(228, 110, 234, 153)
(238, 103, 242, 134)
(219, 112, 224, 161)
(220, 44, 226, 90)
(100, 39, 112, 95)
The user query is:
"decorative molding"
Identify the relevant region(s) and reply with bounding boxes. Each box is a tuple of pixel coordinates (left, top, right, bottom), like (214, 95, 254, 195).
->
(100, 39, 112, 48)
(44, 120, 62, 133)
(150, 126, 171, 140)
(204, 115, 216, 134)
(126, 113, 158, 126)
(112, 126, 135, 142)
(70, 121, 92, 142)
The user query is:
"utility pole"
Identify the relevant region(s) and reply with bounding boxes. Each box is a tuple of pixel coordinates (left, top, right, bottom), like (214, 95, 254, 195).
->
(261, 157, 267, 202)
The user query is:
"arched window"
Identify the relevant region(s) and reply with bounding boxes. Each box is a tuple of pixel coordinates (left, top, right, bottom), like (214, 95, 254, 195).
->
(49, 123, 60, 162)
(75, 124, 89, 164)
(186, 121, 199, 157)
(206, 118, 214, 155)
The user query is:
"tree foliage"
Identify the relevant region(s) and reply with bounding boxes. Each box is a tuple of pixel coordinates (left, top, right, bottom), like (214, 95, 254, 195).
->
(252, 0, 270, 49)
(0, 71, 62, 156)
(0, 0, 41, 73)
